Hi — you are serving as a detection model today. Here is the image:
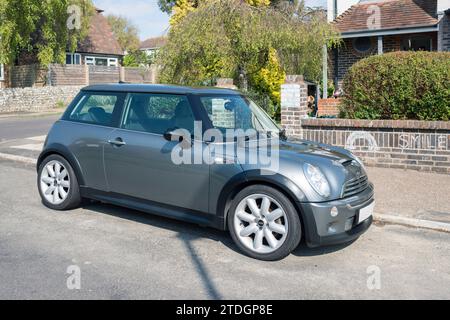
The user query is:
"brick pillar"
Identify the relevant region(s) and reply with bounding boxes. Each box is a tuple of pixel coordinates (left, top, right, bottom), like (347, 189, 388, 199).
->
(280, 75, 308, 137)
(84, 64, 90, 85)
(120, 66, 126, 83)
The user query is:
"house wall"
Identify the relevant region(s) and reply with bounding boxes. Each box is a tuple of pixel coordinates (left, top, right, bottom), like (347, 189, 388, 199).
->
(331, 38, 377, 87)
(79, 53, 121, 66)
(441, 13, 450, 51)
(331, 32, 439, 87)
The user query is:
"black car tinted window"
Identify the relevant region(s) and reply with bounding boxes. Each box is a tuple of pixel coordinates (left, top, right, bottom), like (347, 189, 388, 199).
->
(122, 93, 195, 135)
(68, 92, 125, 127)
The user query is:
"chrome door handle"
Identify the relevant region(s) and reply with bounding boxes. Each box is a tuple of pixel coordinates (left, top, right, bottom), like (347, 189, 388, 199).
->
(108, 139, 126, 146)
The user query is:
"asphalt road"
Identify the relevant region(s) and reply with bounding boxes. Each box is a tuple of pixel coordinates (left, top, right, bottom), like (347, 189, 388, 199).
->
(0, 114, 60, 142)
(0, 159, 449, 300)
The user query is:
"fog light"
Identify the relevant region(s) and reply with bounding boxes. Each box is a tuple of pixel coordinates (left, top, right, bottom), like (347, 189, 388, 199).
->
(330, 206, 339, 217)
(328, 224, 338, 234)
(345, 217, 355, 231)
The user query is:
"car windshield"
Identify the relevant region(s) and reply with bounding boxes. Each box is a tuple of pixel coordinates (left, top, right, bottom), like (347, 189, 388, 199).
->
(199, 95, 281, 137)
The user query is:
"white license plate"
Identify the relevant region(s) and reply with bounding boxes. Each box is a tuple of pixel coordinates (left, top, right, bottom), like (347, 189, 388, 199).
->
(358, 202, 375, 224)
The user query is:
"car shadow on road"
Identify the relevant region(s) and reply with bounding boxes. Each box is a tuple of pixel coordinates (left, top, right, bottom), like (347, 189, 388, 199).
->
(81, 201, 355, 298)
(292, 240, 356, 257)
(81, 202, 233, 299)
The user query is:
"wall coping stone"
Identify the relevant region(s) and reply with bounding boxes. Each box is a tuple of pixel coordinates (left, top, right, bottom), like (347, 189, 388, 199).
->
(301, 118, 450, 130)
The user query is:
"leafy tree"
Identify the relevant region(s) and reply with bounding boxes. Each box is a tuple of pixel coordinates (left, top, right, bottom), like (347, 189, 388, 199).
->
(158, 0, 274, 15)
(0, 0, 95, 65)
(251, 47, 286, 107)
(162, 0, 271, 26)
(158, 0, 339, 100)
(169, 0, 196, 26)
(106, 15, 141, 53)
(123, 50, 154, 67)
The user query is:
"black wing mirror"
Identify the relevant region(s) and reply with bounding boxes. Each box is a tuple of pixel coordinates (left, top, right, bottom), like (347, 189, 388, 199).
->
(164, 129, 192, 149)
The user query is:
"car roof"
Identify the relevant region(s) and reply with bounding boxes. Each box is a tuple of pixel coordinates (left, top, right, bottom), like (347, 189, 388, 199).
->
(81, 84, 241, 95)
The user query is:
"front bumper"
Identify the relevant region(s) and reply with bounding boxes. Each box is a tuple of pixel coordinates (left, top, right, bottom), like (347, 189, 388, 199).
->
(298, 183, 374, 247)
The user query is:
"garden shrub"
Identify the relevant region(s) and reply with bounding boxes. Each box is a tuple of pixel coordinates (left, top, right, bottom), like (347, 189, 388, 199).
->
(245, 90, 277, 120)
(340, 51, 450, 121)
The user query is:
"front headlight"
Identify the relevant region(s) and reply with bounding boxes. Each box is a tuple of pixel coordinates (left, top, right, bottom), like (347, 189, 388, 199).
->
(303, 163, 331, 198)
(352, 154, 366, 170)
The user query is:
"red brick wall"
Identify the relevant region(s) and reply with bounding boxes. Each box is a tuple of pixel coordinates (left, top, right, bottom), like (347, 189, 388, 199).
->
(317, 98, 341, 117)
(49, 64, 88, 86)
(10, 64, 47, 88)
(124, 66, 158, 84)
(297, 119, 450, 174)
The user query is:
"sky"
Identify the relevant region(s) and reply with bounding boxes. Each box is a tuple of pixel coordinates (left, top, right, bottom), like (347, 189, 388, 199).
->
(93, 0, 328, 41)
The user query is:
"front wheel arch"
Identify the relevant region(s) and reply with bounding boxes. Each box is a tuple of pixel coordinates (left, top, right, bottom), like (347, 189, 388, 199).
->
(217, 173, 308, 233)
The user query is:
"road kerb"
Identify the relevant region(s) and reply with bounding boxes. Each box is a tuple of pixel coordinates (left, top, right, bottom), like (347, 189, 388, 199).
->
(0, 152, 37, 165)
(374, 213, 450, 233)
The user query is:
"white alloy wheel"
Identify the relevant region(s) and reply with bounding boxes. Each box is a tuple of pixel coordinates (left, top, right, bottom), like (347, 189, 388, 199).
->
(39, 160, 71, 205)
(233, 194, 289, 254)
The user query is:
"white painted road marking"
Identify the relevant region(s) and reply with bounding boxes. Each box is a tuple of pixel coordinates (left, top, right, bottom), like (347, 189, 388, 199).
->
(7, 135, 46, 152)
(0, 152, 37, 165)
(27, 135, 47, 142)
(11, 143, 44, 152)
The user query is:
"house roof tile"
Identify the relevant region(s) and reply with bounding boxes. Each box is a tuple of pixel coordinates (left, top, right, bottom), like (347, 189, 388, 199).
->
(140, 37, 167, 50)
(334, 0, 438, 33)
(77, 9, 124, 56)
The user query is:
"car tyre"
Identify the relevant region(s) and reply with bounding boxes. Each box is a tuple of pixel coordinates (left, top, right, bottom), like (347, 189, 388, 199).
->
(228, 185, 302, 261)
(37, 154, 82, 210)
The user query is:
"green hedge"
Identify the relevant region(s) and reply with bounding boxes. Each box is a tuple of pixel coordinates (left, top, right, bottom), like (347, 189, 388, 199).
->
(340, 51, 450, 121)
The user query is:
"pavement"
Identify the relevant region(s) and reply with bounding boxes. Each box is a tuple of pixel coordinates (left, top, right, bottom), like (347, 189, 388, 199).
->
(0, 113, 449, 299)
(0, 160, 449, 299)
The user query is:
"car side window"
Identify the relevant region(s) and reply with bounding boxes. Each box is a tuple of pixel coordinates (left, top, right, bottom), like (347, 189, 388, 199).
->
(69, 92, 124, 127)
(122, 93, 195, 135)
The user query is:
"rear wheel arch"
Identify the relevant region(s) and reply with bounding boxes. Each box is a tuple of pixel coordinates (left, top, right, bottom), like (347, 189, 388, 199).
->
(38, 146, 85, 186)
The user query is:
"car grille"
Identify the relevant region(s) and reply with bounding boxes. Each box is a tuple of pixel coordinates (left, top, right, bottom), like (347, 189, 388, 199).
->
(342, 174, 369, 198)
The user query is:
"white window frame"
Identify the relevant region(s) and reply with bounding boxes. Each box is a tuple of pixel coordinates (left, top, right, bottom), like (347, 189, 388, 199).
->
(66, 53, 81, 65)
(0, 64, 4, 81)
(108, 58, 118, 67)
(85, 56, 95, 66)
(85, 56, 119, 67)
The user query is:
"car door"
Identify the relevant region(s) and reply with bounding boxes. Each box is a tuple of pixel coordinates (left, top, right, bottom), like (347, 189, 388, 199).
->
(61, 91, 126, 191)
(103, 93, 210, 213)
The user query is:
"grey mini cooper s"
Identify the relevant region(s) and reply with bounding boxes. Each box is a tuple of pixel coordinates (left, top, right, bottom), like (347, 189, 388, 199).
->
(37, 84, 374, 261)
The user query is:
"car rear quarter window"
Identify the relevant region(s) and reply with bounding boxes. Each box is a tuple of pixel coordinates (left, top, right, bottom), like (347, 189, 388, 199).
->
(67, 92, 126, 127)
